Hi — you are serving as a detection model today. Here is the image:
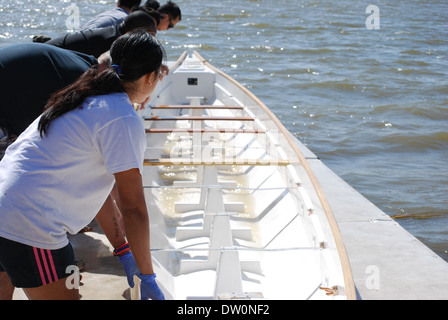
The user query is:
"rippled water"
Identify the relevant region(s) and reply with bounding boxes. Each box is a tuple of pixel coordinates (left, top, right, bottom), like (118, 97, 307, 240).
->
(1, 0, 447, 261)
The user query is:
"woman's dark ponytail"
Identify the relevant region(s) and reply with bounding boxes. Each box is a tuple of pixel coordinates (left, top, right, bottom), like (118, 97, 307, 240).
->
(38, 66, 124, 137)
(38, 30, 164, 137)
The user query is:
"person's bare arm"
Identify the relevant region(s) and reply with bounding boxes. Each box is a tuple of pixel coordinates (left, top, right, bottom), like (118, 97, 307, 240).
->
(113, 168, 154, 275)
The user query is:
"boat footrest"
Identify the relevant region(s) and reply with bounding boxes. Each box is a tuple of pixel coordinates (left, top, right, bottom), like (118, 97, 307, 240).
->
(175, 201, 245, 213)
(176, 226, 252, 242)
(176, 210, 251, 241)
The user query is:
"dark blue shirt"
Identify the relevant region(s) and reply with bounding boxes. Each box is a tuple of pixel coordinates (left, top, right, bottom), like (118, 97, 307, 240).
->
(0, 43, 97, 136)
(46, 25, 121, 58)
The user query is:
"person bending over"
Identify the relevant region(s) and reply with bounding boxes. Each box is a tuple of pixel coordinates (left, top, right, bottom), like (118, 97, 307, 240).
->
(0, 30, 165, 300)
(46, 9, 157, 58)
(81, 0, 142, 30)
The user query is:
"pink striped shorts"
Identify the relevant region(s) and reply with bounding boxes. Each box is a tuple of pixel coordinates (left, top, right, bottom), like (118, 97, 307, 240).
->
(0, 237, 76, 288)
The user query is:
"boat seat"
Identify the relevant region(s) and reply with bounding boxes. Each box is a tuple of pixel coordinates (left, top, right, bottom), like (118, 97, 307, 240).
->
(144, 158, 292, 166)
(146, 128, 266, 134)
(151, 104, 244, 110)
(144, 116, 255, 121)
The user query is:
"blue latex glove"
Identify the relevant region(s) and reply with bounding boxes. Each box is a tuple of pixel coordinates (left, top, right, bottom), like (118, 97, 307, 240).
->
(118, 252, 140, 287)
(140, 274, 165, 300)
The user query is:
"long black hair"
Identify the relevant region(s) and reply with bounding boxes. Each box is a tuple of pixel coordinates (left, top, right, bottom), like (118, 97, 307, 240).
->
(38, 30, 164, 137)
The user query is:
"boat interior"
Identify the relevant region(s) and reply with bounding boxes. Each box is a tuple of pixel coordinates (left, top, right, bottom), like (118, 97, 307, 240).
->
(133, 52, 350, 299)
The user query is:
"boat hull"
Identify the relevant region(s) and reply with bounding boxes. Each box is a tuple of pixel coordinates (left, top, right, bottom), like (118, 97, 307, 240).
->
(136, 52, 356, 300)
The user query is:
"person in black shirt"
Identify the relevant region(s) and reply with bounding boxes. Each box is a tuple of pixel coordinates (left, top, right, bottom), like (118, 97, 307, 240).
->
(0, 43, 100, 141)
(46, 9, 157, 58)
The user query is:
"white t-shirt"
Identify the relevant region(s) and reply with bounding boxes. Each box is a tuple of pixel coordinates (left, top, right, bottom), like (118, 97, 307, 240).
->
(0, 92, 146, 249)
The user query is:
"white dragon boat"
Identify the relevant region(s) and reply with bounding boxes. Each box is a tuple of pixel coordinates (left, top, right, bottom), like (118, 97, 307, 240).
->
(134, 51, 356, 300)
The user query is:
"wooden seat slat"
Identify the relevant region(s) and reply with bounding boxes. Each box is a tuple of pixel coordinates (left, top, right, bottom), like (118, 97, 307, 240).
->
(144, 116, 254, 121)
(152, 105, 244, 110)
(144, 158, 291, 166)
(145, 128, 266, 134)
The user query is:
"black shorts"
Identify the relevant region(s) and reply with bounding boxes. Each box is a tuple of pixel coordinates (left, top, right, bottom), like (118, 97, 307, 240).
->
(0, 237, 76, 288)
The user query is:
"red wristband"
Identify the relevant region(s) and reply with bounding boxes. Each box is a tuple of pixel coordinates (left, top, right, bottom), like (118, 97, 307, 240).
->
(113, 242, 131, 256)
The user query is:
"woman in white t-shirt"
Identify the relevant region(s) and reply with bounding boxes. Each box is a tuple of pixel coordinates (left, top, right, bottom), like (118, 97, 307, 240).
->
(0, 30, 164, 300)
